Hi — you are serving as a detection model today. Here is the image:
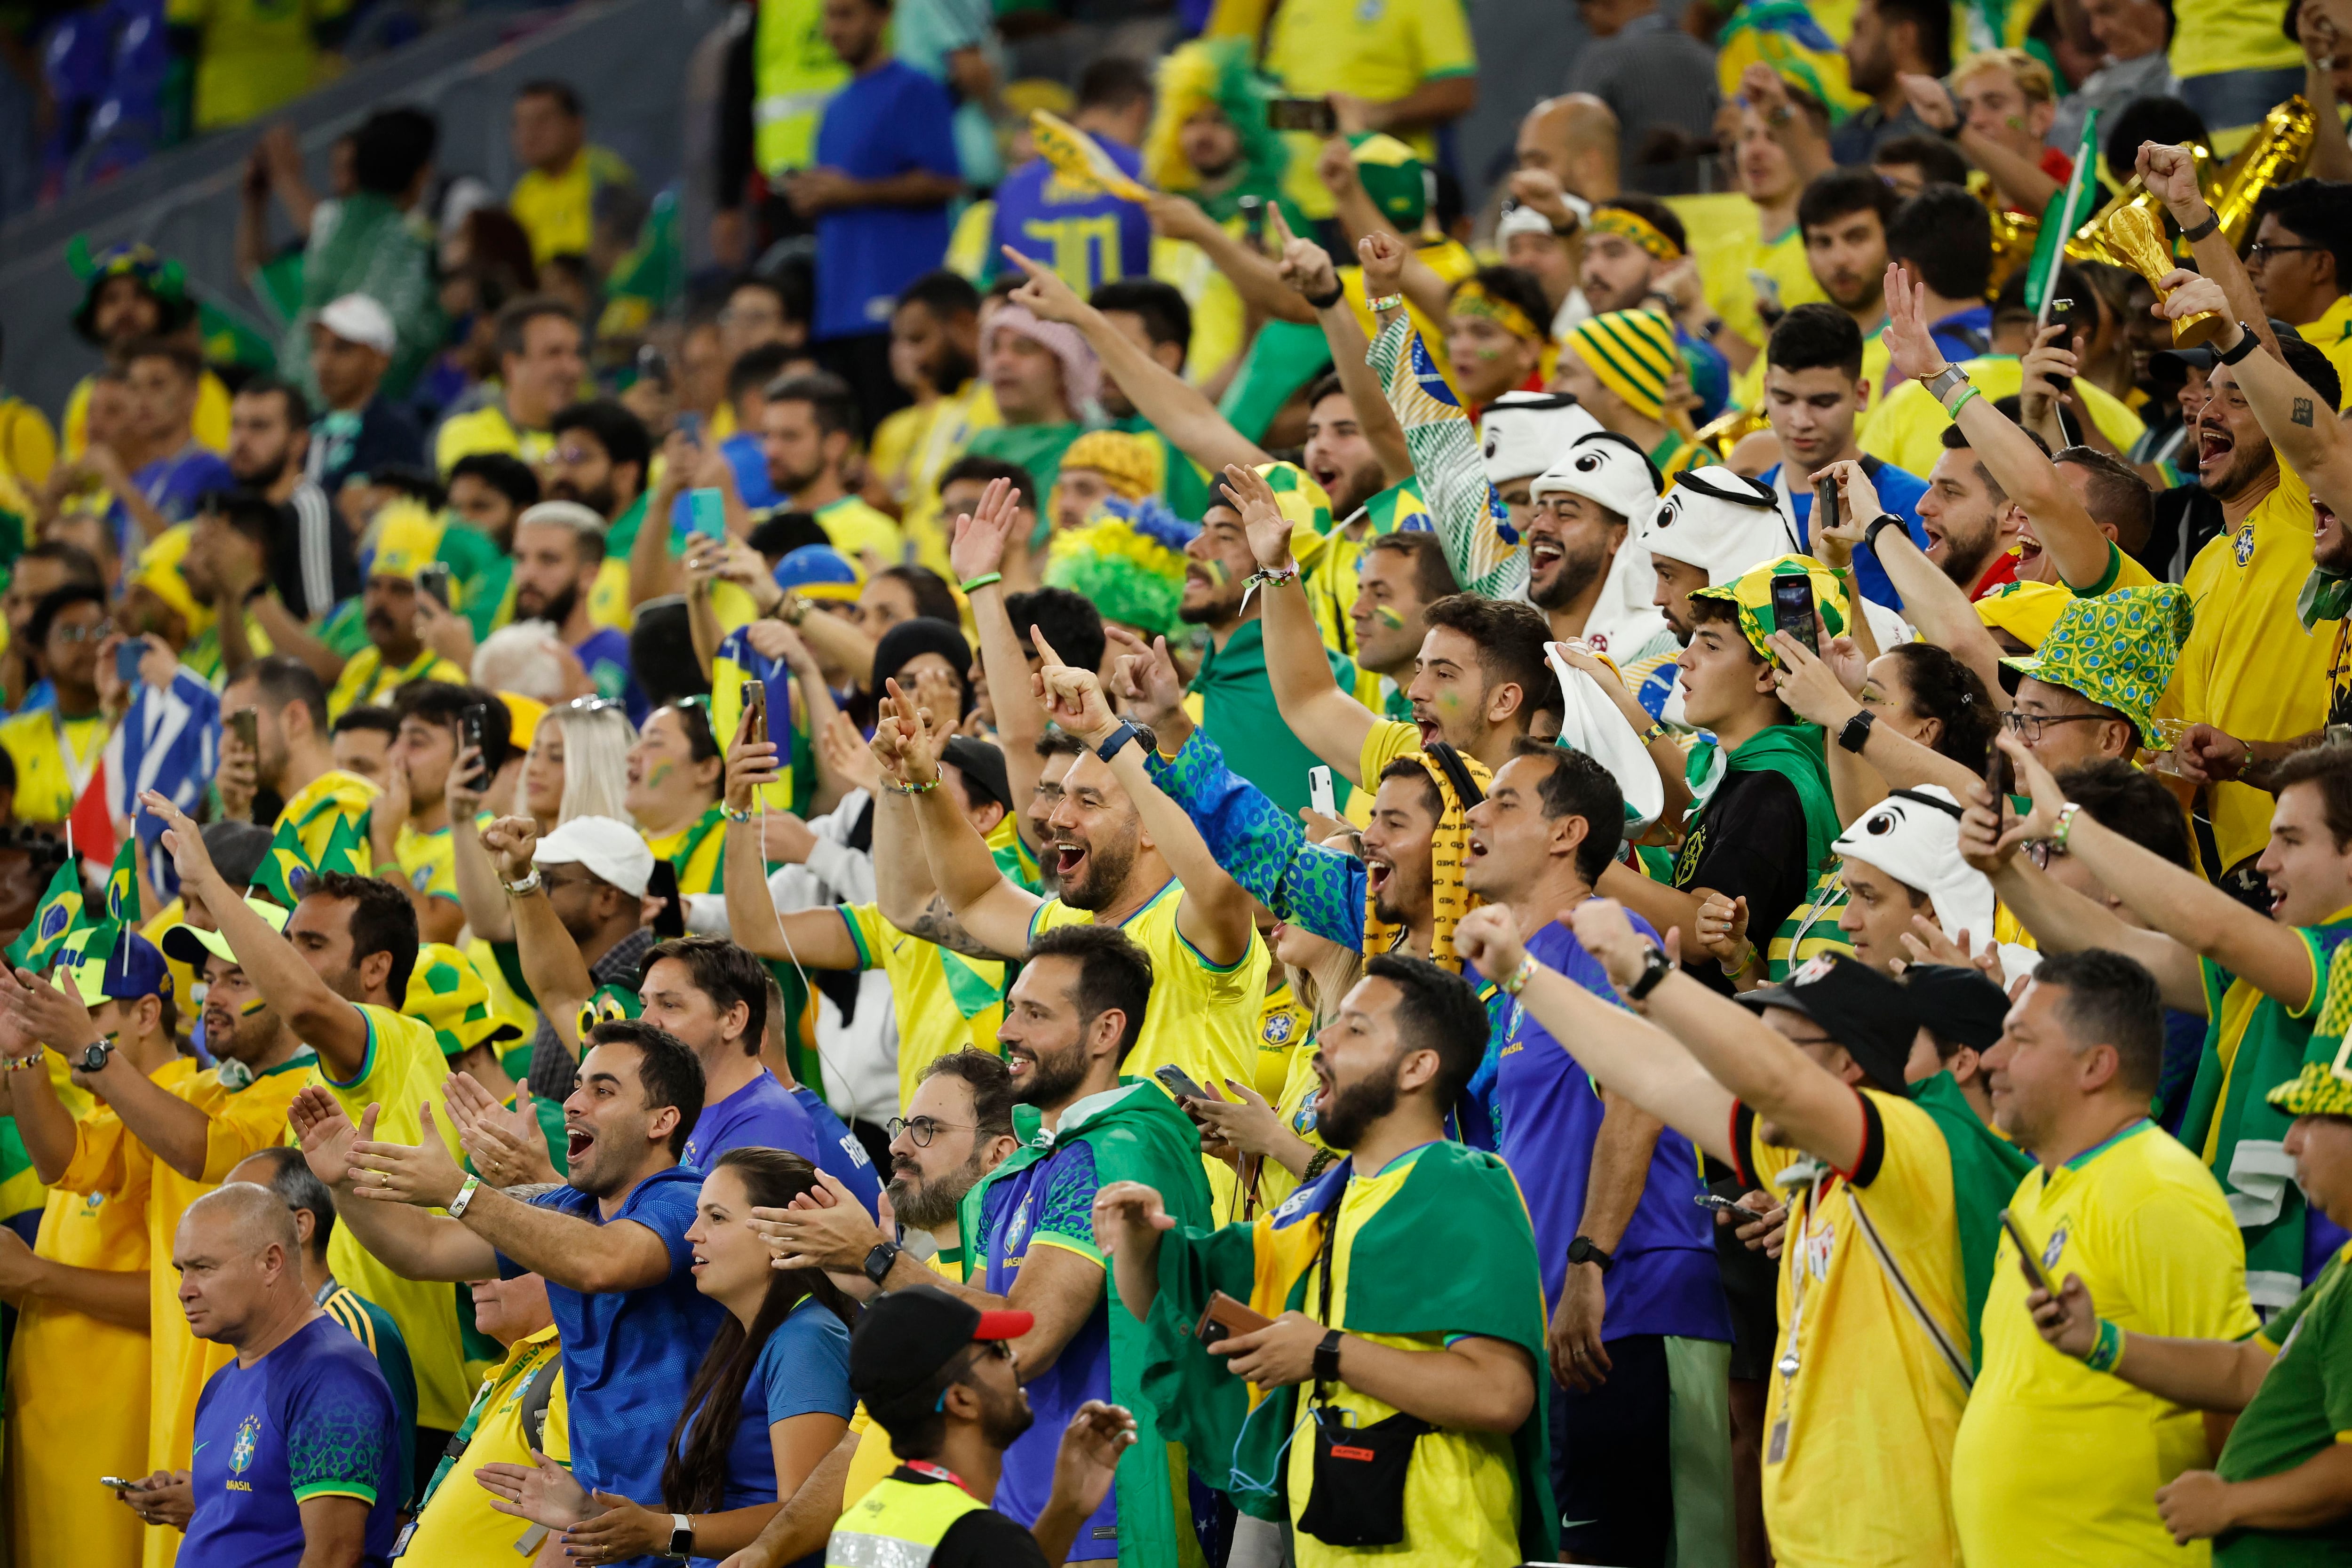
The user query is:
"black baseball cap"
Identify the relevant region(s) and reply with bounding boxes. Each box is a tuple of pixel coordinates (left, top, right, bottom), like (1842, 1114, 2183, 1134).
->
(203, 820, 275, 890)
(1901, 963, 2012, 1051)
(1740, 952, 1924, 1095)
(940, 737, 1014, 817)
(2152, 316, 2303, 376)
(850, 1284, 1033, 1422)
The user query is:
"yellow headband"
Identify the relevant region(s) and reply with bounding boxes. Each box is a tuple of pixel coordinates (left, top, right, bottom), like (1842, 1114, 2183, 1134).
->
(1591, 207, 1680, 261)
(1451, 281, 1542, 344)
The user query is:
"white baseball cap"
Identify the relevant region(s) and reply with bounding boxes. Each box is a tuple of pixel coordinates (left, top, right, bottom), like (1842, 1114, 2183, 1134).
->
(534, 815, 656, 898)
(316, 294, 396, 357)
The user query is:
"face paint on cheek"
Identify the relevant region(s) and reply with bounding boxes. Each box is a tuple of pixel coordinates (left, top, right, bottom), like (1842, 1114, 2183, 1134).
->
(238, 996, 267, 1017)
(2005, 116, 2025, 133)
(1204, 560, 1230, 587)
(1375, 605, 1406, 628)
(646, 761, 674, 790)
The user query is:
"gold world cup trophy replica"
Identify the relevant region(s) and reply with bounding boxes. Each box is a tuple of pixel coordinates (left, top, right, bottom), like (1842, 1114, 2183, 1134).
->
(2101, 204, 2225, 349)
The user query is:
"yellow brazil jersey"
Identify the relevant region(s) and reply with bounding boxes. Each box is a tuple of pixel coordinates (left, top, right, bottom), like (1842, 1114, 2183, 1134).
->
(840, 1249, 965, 1507)
(2304, 292, 2352, 412)
(1028, 879, 1269, 1098)
(434, 401, 554, 475)
(1255, 0, 1477, 219)
(1282, 1142, 1521, 1568)
(394, 820, 459, 905)
(316, 1003, 471, 1432)
(165, 0, 349, 131)
(2181, 461, 2336, 868)
(1710, 221, 1829, 360)
(839, 902, 1006, 1118)
(510, 146, 636, 264)
(813, 493, 909, 570)
(2169, 0, 2303, 88)
(2070, 536, 2160, 597)
(1859, 356, 2146, 478)
(1358, 716, 1422, 790)
(57, 1050, 309, 1562)
(1739, 1090, 1973, 1568)
(0, 708, 112, 824)
(65, 368, 233, 458)
(327, 645, 469, 720)
(1951, 1119, 2259, 1568)
(1224, 984, 1330, 1221)
(397, 1327, 568, 1562)
(644, 803, 729, 898)
(275, 767, 382, 868)
(5, 1111, 156, 1568)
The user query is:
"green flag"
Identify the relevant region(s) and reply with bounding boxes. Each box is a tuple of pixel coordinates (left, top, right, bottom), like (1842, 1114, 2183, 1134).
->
(4, 859, 84, 970)
(314, 811, 369, 882)
(251, 816, 313, 908)
(2026, 107, 2102, 317)
(104, 835, 140, 929)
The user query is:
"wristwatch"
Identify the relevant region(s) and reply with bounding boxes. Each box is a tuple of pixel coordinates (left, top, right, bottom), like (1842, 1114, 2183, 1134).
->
(74, 1039, 113, 1074)
(1626, 943, 1676, 1002)
(1567, 1235, 1616, 1273)
(1094, 720, 1143, 764)
(1861, 514, 1909, 555)
(2217, 325, 2259, 366)
(862, 1240, 903, 1289)
(501, 868, 543, 898)
(1312, 1329, 1344, 1384)
(663, 1514, 694, 1560)
(1923, 365, 1970, 406)
(1838, 708, 1878, 755)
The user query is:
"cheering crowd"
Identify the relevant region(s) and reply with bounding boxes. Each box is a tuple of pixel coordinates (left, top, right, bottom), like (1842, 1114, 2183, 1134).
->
(11, 0, 2352, 1565)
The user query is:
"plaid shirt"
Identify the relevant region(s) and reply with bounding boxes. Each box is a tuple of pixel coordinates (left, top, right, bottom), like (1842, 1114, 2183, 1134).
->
(526, 924, 659, 1100)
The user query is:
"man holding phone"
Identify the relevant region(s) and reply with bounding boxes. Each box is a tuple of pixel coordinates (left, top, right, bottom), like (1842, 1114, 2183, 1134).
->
(367, 682, 506, 946)
(323, 525, 469, 721)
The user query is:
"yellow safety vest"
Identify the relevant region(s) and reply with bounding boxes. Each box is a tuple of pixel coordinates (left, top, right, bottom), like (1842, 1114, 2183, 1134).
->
(754, 0, 850, 177)
(827, 1472, 993, 1566)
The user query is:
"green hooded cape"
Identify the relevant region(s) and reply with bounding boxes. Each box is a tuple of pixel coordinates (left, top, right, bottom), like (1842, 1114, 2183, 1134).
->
(1681, 722, 1841, 887)
(958, 1080, 1216, 1568)
(1138, 1140, 1558, 1560)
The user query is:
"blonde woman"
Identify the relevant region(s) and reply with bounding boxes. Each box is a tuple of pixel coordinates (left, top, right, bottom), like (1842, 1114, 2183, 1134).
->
(452, 697, 638, 942)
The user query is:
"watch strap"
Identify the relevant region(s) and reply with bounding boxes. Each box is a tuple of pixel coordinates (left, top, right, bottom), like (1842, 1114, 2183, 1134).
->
(1570, 1234, 1616, 1272)
(1312, 1329, 1343, 1385)
(2181, 209, 2220, 243)
(862, 1240, 901, 1288)
(502, 868, 543, 897)
(1837, 708, 1878, 755)
(2217, 326, 2259, 366)
(667, 1513, 693, 1557)
(1094, 721, 1142, 764)
(1627, 944, 1675, 1002)
(1925, 365, 1968, 405)
(1861, 514, 1908, 554)
(446, 1173, 482, 1218)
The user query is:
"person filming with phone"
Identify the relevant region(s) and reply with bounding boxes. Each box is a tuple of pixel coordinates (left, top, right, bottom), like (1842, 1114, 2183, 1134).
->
(1092, 953, 1552, 1568)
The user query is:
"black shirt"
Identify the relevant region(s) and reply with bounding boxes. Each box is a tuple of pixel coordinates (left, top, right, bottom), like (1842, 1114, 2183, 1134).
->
(1672, 768, 1815, 996)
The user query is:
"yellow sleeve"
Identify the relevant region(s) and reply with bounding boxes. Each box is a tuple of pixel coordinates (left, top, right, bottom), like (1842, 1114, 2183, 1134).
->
(202, 1076, 308, 1183)
(59, 1110, 132, 1196)
(1854, 1092, 1963, 1258)
(840, 904, 889, 974)
(1409, 0, 1477, 76)
(1356, 720, 1418, 789)
(2112, 1183, 2262, 1344)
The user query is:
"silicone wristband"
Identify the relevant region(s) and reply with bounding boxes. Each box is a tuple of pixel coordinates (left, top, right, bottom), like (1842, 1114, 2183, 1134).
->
(2085, 1317, 2125, 1372)
(959, 572, 1002, 593)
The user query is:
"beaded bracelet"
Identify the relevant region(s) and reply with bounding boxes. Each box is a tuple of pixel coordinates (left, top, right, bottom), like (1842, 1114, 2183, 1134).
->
(1367, 293, 1406, 313)
(724, 805, 755, 823)
(2084, 1317, 2125, 1373)
(1497, 951, 1540, 996)
(895, 779, 940, 795)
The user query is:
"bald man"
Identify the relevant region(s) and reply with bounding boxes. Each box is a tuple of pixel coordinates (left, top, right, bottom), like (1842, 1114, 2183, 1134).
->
(1518, 94, 1621, 202)
(137, 1183, 403, 1568)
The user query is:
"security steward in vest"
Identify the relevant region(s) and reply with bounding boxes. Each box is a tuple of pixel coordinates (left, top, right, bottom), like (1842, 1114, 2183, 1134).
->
(830, 1285, 1136, 1568)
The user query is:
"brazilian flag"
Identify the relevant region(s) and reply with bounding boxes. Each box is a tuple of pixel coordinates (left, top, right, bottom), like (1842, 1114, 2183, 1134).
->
(105, 835, 140, 929)
(4, 859, 85, 970)
(314, 811, 369, 881)
(252, 817, 314, 908)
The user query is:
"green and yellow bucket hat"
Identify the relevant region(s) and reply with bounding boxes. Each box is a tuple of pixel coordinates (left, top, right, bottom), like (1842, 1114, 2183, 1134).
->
(1690, 554, 1853, 667)
(407, 942, 524, 1060)
(1999, 583, 2192, 744)
(2269, 1060, 2352, 1118)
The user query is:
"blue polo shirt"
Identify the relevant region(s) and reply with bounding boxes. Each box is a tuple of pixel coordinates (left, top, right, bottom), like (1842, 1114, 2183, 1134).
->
(499, 1167, 724, 1520)
(1762, 458, 1931, 611)
(1492, 916, 1733, 1347)
(790, 1083, 884, 1216)
(691, 1297, 854, 1513)
(811, 61, 959, 341)
(684, 1069, 819, 1172)
(183, 1314, 402, 1568)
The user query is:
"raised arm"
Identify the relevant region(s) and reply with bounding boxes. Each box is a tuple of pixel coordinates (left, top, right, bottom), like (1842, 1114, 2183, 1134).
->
(0, 970, 215, 1184)
(479, 816, 599, 1058)
(2161, 280, 2352, 517)
(2141, 141, 2279, 360)
(884, 692, 1045, 956)
(1955, 737, 2208, 1009)
(288, 1090, 502, 1282)
(1939, 334, 2120, 592)
(720, 732, 866, 968)
(950, 478, 1049, 844)
(1272, 207, 1411, 486)
(1897, 74, 2059, 212)
(1144, 193, 1317, 326)
(1765, 613, 1982, 812)
(1001, 249, 1271, 478)
(142, 793, 371, 1081)
(1036, 635, 1253, 966)
(447, 748, 514, 942)
(1452, 907, 1739, 1165)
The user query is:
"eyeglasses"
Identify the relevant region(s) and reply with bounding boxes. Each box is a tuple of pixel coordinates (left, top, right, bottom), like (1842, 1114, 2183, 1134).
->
(2249, 243, 2328, 264)
(2000, 709, 2110, 742)
(48, 623, 100, 644)
(887, 1114, 976, 1147)
(2026, 838, 2068, 869)
(545, 445, 597, 466)
(562, 696, 625, 714)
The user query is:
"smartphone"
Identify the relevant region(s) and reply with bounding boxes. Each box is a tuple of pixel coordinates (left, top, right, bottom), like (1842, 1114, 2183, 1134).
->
(740, 677, 769, 748)
(637, 343, 672, 390)
(100, 1476, 142, 1491)
(229, 707, 259, 756)
(459, 704, 490, 791)
(1986, 734, 2016, 805)
(114, 640, 144, 686)
(1266, 96, 1337, 135)
(676, 410, 702, 447)
(1768, 573, 1818, 657)
(1748, 267, 1786, 326)
(687, 487, 726, 541)
(1308, 764, 1336, 818)
(1694, 1192, 1749, 1218)
(1237, 193, 1267, 244)
(1999, 1208, 2057, 1296)
(1812, 475, 1842, 542)
(416, 562, 453, 610)
(1194, 1289, 1276, 1345)
(1153, 1063, 1210, 1101)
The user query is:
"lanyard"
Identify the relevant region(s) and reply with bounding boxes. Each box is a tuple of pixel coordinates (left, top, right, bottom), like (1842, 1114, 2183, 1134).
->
(903, 1459, 985, 1501)
(1774, 1167, 1830, 1382)
(1782, 868, 1846, 964)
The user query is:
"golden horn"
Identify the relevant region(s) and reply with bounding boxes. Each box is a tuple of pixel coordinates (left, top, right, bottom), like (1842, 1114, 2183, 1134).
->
(2208, 97, 2318, 250)
(1980, 179, 2041, 293)
(1694, 404, 1768, 460)
(2102, 204, 2225, 347)
(2064, 147, 2209, 269)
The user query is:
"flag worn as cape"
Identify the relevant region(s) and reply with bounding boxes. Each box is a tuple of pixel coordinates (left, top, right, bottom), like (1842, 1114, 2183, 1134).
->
(1909, 1071, 2035, 1366)
(1140, 1139, 1558, 1560)
(956, 1079, 1216, 1568)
